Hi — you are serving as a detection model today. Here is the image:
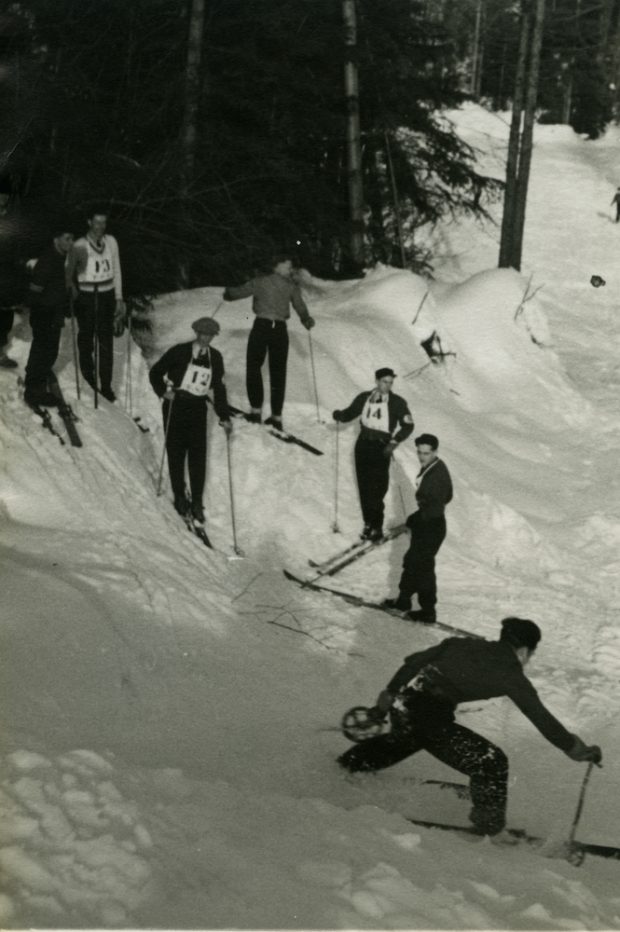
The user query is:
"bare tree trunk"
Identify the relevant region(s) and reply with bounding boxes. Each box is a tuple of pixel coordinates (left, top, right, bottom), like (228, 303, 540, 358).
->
(498, 2, 530, 268)
(512, 0, 546, 268)
(178, 0, 205, 288)
(343, 0, 365, 271)
(470, 0, 483, 97)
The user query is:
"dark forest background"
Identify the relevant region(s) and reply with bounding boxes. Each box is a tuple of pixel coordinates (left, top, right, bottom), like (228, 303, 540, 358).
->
(1, 0, 619, 297)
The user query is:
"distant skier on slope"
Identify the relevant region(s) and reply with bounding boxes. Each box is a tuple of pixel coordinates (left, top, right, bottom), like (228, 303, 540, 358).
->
(611, 187, 620, 223)
(149, 317, 232, 531)
(333, 368, 414, 541)
(338, 617, 602, 840)
(222, 254, 315, 430)
(24, 223, 74, 407)
(383, 433, 452, 623)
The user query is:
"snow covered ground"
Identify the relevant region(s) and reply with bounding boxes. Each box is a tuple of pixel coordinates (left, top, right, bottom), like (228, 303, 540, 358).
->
(1, 104, 620, 929)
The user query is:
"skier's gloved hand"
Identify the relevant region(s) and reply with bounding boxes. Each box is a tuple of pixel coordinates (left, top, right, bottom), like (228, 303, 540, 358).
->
(383, 440, 398, 459)
(113, 313, 126, 337)
(303, 316, 315, 330)
(163, 387, 176, 401)
(375, 689, 394, 716)
(220, 420, 233, 436)
(567, 736, 603, 766)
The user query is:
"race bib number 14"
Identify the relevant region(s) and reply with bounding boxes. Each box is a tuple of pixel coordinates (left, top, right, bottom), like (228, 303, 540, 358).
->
(361, 400, 389, 432)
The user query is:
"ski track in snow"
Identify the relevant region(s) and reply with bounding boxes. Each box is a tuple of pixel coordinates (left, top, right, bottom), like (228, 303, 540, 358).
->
(2, 107, 620, 928)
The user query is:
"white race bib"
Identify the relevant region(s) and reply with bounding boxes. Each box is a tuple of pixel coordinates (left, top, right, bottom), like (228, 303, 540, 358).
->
(179, 362, 212, 397)
(361, 398, 389, 432)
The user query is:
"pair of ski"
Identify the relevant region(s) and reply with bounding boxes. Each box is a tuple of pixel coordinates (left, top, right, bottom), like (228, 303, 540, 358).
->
(23, 375, 83, 448)
(227, 404, 323, 456)
(284, 567, 478, 638)
(404, 816, 620, 864)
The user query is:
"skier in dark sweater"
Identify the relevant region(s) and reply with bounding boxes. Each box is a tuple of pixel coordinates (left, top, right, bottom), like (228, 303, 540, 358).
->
(24, 226, 74, 407)
(383, 433, 452, 622)
(333, 368, 414, 541)
(222, 255, 315, 429)
(149, 317, 232, 529)
(338, 617, 603, 838)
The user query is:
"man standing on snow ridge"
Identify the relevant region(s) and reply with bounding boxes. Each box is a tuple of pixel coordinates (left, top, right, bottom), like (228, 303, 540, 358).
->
(149, 316, 232, 532)
(333, 368, 414, 541)
(66, 207, 125, 402)
(24, 223, 74, 407)
(222, 254, 315, 430)
(338, 617, 603, 840)
(383, 433, 452, 623)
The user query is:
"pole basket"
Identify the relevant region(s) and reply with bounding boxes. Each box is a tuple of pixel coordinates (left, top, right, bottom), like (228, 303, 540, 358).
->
(341, 706, 386, 742)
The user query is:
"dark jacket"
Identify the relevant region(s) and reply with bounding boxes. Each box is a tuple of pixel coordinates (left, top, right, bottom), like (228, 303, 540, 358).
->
(28, 244, 69, 327)
(386, 637, 574, 754)
(413, 457, 452, 520)
(149, 342, 230, 421)
(224, 272, 310, 324)
(0, 209, 29, 307)
(335, 391, 414, 445)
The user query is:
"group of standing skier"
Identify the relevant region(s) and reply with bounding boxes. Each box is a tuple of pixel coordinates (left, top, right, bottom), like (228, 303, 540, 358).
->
(2, 190, 604, 844)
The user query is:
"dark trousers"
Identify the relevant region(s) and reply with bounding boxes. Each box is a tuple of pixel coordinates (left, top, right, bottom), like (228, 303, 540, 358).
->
(338, 700, 508, 835)
(0, 306, 14, 349)
(354, 437, 390, 531)
(75, 290, 115, 390)
(399, 513, 446, 611)
(163, 396, 207, 506)
(246, 318, 289, 416)
(25, 314, 63, 390)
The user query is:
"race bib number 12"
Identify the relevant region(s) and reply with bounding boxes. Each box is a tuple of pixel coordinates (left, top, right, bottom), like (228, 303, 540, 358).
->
(180, 363, 213, 397)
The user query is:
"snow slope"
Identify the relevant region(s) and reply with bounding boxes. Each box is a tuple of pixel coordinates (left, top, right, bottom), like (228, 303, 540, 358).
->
(1, 106, 620, 929)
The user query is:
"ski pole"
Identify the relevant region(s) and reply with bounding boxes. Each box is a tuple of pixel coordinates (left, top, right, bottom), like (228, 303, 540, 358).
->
(225, 432, 244, 556)
(308, 331, 322, 423)
(210, 298, 224, 319)
(332, 421, 340, 533)
(156, 393, 174, 497)
(93, 284, 99, 410)
(125, 321, 133, 415)
(565, 762, 594, 864)
(68, 291, 81, 400)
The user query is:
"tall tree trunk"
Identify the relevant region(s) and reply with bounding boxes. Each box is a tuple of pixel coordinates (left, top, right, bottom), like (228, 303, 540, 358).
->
(470, 0, 483, 97)
(178, 0, 205, 288)
(498, 3, 530, 268)
(343, 0, 365, 271)
(512, 0, 546, 268)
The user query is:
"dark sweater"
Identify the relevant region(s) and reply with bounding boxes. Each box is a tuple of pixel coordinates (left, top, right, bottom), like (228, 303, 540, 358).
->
(386, 637, 574, 754)
(28, 244, 69, 326)
(335, 391, 414, 444)
(413, 457, 453, 520)
(149, 342, 230, 421)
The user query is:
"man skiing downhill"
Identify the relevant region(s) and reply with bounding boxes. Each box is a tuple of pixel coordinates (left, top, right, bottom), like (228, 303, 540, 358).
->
(222, 254, 315, 429)
(333, 368, 414, 541)
(149, 317, 232, 532)
(383, 433, 452, 622)
(338, 617, 602, 839)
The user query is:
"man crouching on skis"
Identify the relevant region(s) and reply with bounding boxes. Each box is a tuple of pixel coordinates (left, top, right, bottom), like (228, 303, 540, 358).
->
(338, 617, 602, 838)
